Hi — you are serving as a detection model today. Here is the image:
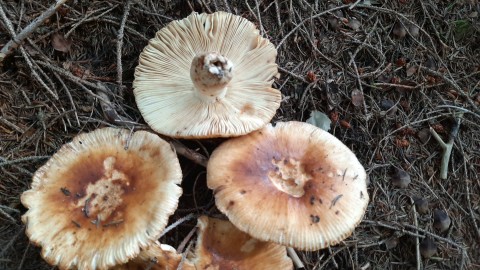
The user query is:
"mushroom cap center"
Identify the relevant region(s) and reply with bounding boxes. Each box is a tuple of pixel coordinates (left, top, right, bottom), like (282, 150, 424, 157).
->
(75, 156, 128, 224)
(268, 157, 311, 197)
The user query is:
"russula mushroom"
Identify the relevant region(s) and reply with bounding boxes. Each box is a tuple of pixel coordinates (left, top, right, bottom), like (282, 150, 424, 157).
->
(113, 242, 192, 270)
(21, 128, 183, 270)
(188, 216, 293, 269)
(133, 11, 281, 138)
(207, 121, 369, 250)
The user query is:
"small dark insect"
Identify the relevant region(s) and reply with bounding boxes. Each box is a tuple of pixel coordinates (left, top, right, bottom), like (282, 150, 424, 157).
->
(61, 187, 71, 196)
(310, 196, 315, 205)
(310, 215, 320, 223)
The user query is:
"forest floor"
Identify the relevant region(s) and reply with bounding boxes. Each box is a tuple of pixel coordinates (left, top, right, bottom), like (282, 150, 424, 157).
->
(0, 1, 479, 269)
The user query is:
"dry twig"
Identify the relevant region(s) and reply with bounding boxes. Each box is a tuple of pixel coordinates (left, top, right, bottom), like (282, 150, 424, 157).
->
(0, 0, 69, 62)
(116, 1, 132, 97)
(430, 113, 463, 179)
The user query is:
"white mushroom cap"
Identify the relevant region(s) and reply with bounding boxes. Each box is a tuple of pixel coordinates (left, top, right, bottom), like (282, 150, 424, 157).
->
(21, 128, 183, 270)
(134, 11, 280, 138)
(189, 216, 293, 269)
(207, 121, 369, 250)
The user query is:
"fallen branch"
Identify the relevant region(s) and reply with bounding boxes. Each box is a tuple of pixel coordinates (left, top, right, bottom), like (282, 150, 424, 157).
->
(0, 0, 69, 62)
(430, 113, 463, 179)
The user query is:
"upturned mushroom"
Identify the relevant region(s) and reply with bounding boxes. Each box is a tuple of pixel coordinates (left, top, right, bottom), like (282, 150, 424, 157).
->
(133, 11, 280, 138)
(21, 128, 183, 270)
(207, 121, 369, 250)
(188, 216, 293, 269)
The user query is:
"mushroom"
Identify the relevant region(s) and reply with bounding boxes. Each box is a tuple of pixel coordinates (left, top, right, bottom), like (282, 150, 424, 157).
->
(133, 12, 280, 138)
(188, 216, 293, 269)
(207, 121, 369, 250)
(21, 128, 183, 270)
(113, 242, 192, 270)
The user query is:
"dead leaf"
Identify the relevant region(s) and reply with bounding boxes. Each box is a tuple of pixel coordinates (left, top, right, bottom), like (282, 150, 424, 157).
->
(348, 18, 361, 31)
(52, 33, 72, 53)
(417, 128, 431, 144)
(408, 23, 420, 37)
(306, 111, 332, 131)
(351, 89, 364, 107)
(406, 65, 417, 77)
(425, 57, 437, 70)
(393, 21, 406, 38)
(384, 237, 399, 250)
(340, 120, 351, 129)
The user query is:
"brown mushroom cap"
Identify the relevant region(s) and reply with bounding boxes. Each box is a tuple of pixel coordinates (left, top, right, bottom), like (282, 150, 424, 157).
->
(133, 11, 280, 138)
(21, 128, 183, 270)
(207, 121, 369, 250)
(113, 242, 193, 270)
(189, 216, 293, 269)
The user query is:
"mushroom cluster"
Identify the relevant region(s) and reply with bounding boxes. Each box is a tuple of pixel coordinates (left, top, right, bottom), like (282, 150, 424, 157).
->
(21, 10, 369, 270)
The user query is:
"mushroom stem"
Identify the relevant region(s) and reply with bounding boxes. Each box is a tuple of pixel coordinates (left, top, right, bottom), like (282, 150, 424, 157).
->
(191, 52, 233, 102)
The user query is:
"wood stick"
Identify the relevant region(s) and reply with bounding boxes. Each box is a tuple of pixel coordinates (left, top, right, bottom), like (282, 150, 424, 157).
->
(0, 0, 69, 62)
(430, 113, 463, 179)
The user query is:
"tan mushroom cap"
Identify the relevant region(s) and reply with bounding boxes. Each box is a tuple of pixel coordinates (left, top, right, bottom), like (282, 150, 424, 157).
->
(207, 121, 369, 250)
(133, 11, 280, 138)
(113, 242, 194, 270)
(189, 216, 293, 270)
(21, 128, 183, 270)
